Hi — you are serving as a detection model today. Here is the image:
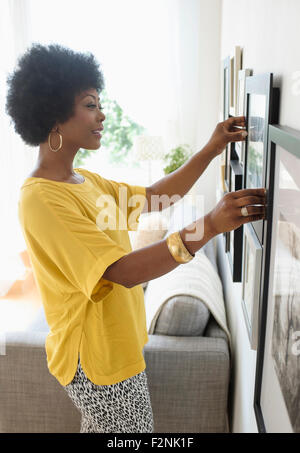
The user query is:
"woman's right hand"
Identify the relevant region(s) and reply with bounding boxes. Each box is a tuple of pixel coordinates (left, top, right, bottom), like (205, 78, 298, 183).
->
(206, 188, 267, 235)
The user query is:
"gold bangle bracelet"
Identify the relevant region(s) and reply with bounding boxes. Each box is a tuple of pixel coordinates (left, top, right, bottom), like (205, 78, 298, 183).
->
(166, 231, 195, 264)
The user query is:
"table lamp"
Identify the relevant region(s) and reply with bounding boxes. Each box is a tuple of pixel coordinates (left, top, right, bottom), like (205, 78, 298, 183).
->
(133, 135, 165, 185)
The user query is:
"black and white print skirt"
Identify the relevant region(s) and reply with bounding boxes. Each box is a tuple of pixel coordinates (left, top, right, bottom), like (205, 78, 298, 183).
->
(63, 357, 154, 433)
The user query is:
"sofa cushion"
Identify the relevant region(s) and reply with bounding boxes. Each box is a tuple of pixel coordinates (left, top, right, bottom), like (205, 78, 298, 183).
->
(163, 198, 218, 271)
(164, 197, 198, 235)
(154, 295, 210, 336)
(130, 211, 170, 290)
(131, 211, 170, 249)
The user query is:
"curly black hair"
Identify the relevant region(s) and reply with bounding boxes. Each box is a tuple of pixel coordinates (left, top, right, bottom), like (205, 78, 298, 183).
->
(5, 43, 105, 146)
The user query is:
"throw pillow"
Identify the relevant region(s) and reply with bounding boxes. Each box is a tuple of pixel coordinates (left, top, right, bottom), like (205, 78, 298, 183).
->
(164, 198, 198, 236)
(154, 295, 210, 336)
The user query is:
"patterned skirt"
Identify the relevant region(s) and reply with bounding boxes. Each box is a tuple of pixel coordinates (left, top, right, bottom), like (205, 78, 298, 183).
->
(63, 357, 154, 433)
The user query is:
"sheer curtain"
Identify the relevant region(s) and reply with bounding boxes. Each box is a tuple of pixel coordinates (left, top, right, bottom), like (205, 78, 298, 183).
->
(0, 0, 221, 296)
(0, 0, 35, 296)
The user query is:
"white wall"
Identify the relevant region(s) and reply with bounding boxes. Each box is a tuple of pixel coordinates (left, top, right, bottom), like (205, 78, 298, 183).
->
(218, 0, 300, 433)
(192, 0, 222, 214)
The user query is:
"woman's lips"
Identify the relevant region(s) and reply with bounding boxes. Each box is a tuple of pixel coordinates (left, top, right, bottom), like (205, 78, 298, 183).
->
(92, 131, 102, 138)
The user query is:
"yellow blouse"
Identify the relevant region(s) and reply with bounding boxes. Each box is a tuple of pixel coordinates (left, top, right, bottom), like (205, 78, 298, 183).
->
(18, 167, 148, 386)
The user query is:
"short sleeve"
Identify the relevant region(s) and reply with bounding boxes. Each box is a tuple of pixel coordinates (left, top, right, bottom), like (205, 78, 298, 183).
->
(104, 179, 147, 231)
(20, 188, 129, 303)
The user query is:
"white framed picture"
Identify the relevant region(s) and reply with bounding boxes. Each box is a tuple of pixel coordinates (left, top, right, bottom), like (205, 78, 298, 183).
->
(236, 68, 252, 164)
(254, 125, 300, 433)
(242, 222, 262, 350)
(229, 46, 242, 117)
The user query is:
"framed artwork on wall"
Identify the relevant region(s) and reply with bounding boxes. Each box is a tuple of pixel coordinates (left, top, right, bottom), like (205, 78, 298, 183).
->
(241, 222, 263, 350)
(223, 137, 235, 253)
(225, 138, 235, 192)
(223, 56, 230, 121)
(223, 231, 230, 254)
(229, 46, 242, 117)
(227, 158, 243, 282)
(254, 125, 300, 433)
(222, 56, 231, 196)
(236, 69, 252, 165)
(220, 160, 226, 193)
(244, 73, 280, 245)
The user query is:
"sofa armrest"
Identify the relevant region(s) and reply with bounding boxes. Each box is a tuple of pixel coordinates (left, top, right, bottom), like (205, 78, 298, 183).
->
(143, 334, 230, 433)
(204, 315, 229, 342)
(0, 331, 81, 433)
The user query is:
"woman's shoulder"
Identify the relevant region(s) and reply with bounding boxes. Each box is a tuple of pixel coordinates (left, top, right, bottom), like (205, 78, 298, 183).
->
(28, 168, 84, 184)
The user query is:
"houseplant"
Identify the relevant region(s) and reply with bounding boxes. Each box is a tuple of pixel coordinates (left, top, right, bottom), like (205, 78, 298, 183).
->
(163, 144, 193, 175)
(162, 144, 194, 214)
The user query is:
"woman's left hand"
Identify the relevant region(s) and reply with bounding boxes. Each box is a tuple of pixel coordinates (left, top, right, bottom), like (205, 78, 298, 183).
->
(206, 116, 248, 156)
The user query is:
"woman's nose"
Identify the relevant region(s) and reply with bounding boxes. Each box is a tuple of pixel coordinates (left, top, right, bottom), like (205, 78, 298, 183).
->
(98, 109, 105, 121)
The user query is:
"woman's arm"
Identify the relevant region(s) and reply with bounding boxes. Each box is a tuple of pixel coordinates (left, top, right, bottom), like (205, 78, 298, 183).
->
(103, 187, 266, 288)
(102, 214, 215, 288)
(147, 116, 248, 211)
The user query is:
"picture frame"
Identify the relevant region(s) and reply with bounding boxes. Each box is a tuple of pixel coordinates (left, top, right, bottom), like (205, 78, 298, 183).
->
(241, 222, 263, 350)
(225, 138, 235, 193)
(254, 125, 300, 433)
(223, 138, 235, 253)
(223, 230, 230, 254)
(219, 110, 227, 193)
(244, 73, 280, 245)
(223, 56, 230, 121)
(236, 69, 252, 165)
(220, 160, 226, 193)
(229, 46, 242, 117)
(222, 56, 231, 196)
(227, 158, 243, 282)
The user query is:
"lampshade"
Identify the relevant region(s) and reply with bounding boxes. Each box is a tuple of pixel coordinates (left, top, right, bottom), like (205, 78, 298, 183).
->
(133, 135, 165, 161)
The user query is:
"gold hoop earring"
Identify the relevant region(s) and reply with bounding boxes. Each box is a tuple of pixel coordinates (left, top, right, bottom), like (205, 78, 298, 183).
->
(48, 130, 63, 152)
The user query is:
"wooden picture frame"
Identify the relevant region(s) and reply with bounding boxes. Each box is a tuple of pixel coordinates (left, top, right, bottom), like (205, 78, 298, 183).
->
(241, 222, 263, 350)
(229, 46, 242, 117)
(244, 73, 280, 245)
(227, 158, 243, 282)
(223, 56, 230, 121)
(254, 125, 300, 433)
(236, 69, 252, 165)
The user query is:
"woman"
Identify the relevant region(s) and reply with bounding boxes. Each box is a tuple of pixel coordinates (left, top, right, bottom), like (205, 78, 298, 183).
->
(6, 43, 266, 433)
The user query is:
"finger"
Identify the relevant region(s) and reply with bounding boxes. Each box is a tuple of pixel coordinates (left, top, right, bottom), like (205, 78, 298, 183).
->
(226, 130, 248, 140)
(235, 195, 267, 207)
(229, 126, 247, 132)
(240, 213, 266, 225)
(237, 205, 266, 217)
(227, 116, 246, 126)
(232, 187, 266, 199)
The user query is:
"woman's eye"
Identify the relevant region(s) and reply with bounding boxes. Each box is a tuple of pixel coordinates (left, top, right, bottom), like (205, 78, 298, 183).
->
(88, 104, 104, 110)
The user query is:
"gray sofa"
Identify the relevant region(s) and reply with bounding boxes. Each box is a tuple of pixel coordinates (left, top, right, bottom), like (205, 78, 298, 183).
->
(0, 204, 230, 433)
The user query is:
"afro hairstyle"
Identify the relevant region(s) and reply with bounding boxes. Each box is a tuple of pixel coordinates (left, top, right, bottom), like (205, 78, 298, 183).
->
(5, 43, 105, 146)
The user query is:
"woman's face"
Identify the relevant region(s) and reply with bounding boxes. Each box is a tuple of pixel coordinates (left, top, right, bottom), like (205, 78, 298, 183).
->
(54, 87, 106, 151)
